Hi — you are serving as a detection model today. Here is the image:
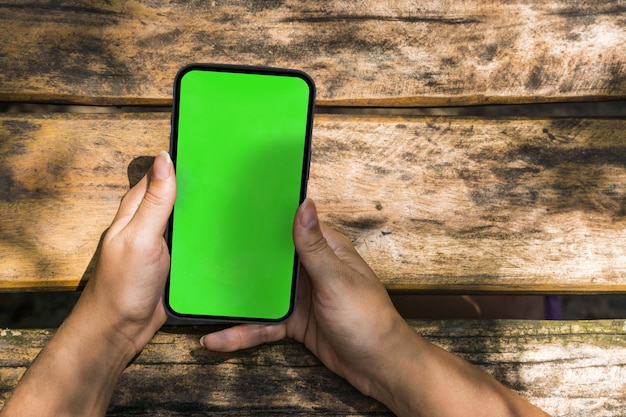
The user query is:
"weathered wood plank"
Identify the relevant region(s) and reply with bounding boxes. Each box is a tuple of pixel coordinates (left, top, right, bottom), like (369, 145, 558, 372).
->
(1, 113, 626, 292)
(0, 114, 626, 292)
(0, 0, 625, 106)
(0, 114, 165, 290)
(316, 115, 626, 293)
(1, 320, 625, 416)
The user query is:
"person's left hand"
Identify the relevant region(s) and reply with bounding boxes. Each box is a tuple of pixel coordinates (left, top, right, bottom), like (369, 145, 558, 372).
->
(1, 151, 177, 417)
(79, 150, 177, 353)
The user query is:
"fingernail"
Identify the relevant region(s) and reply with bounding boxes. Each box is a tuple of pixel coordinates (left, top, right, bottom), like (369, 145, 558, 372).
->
(299, 198, 318, 228)
(199, 335, 206, 348)
(153, 150, 171, 180)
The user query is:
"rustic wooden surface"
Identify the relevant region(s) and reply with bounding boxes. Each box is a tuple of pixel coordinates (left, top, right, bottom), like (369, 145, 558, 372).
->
(1, 320, 624, 416)
(1, 0, 625, 106)
(1, 113, 625, 293)
(1, 3, 624, 417)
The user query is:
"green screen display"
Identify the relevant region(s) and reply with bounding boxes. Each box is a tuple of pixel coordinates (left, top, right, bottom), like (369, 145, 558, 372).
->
(166, 64, 314, 322)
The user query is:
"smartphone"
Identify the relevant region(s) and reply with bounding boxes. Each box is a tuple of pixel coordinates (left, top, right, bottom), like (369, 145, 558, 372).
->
(165, 64, 315, 323)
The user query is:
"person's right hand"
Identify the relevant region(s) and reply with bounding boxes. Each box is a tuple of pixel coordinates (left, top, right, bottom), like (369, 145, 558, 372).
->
(200, 198, 418, 398)
(201, 199, 550, 417)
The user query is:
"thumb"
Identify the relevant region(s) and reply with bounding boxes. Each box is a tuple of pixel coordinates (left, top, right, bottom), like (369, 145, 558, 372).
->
(130, 151, 177, 238)
(293, 198, 347, 287)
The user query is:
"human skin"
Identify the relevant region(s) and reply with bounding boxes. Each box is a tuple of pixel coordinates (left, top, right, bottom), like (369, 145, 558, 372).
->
(1, 151, 549, 417)
(201, 198, 551, 417)
(1, 151, 176, 417)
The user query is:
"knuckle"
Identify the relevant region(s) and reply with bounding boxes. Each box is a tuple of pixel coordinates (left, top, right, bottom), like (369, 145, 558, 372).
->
(123, 227, 165, 257)
(142, 187, 168, 209)
(305, 232, 331, 257)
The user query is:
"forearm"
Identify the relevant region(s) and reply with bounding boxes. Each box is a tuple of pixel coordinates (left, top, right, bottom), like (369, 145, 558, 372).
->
(368, 322, 549, 417)
(1, 296, 137, 417)
(2, 151, 173, 417)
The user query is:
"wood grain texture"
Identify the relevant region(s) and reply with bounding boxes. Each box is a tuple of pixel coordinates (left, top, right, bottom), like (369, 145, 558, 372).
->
(1, 113, 626, 292)
(1, 320, 625, 416)
(313, 115, 626, 293)
(0, 0, 625, 106)
(0, 114, 166, 290)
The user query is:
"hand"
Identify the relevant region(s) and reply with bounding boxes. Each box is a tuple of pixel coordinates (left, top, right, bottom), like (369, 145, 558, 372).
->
(200, 198, 412, 397)
(201, 199, 550, 417)
(81, 150, 177, 353)
(1, 151, 177, 417)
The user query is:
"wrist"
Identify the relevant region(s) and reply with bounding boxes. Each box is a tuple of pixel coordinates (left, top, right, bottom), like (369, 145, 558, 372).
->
(78, 268, 168, 356)
(69, 294, 139, 367)
(363, 316, 429, 415)
(362, 319, 547, 417)
(2, 293, 139, 417)
(71, 285, 143, 364)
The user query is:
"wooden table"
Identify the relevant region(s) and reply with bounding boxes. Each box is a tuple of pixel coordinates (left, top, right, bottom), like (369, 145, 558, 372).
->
(1, 2, 625, 415)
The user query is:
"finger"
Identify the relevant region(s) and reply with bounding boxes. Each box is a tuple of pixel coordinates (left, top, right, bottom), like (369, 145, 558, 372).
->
(109, 174, 149, 233)
(318, 222, 379, 281)
(200, 324, 286, 352)
(293, 199, 351, 288)
(128, 151, 176, 238)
